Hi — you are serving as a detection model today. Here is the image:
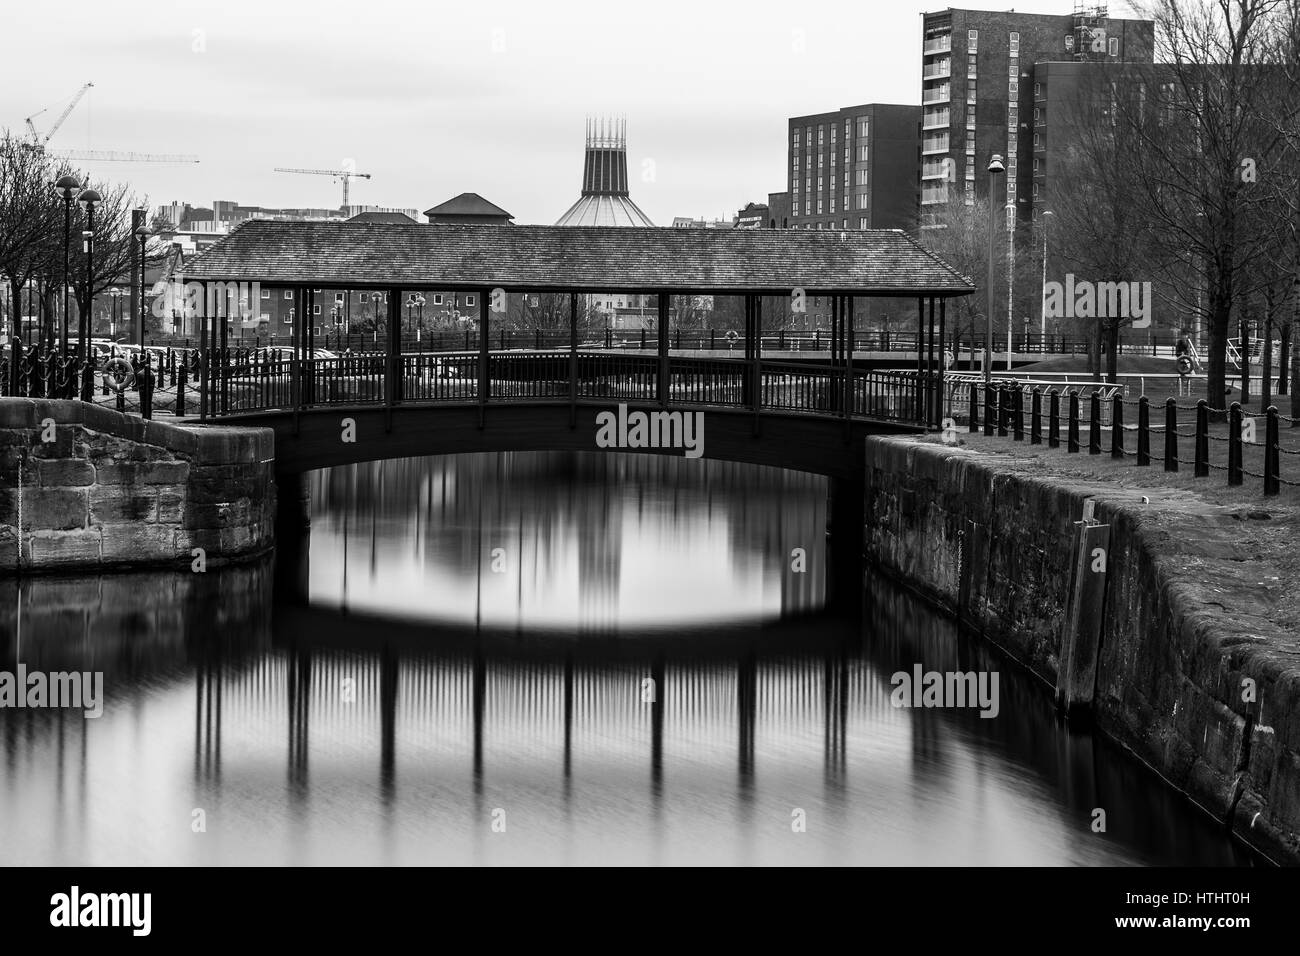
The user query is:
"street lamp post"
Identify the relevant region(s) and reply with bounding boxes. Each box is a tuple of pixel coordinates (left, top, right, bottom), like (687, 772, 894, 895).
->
(134, 224, 149, 344)
(1006, 200, 1016, 371)
(1039, 210, 1053, 351)
(53, 176, 82, 354)
(985, 155, 1005, 383)
(77, 188, 102, 360)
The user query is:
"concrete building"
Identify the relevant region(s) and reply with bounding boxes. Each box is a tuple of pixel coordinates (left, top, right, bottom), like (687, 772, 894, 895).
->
(919, 3, 1154, 228)
(787, 103, 920, 231)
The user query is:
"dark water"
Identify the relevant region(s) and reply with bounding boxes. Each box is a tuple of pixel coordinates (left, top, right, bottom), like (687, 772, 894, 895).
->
(0, 452, 1255, 865)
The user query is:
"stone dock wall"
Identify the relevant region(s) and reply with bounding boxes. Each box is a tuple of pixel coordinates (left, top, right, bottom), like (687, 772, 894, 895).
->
(0, 399, 275, 572)
(863, 435, 1300, 864)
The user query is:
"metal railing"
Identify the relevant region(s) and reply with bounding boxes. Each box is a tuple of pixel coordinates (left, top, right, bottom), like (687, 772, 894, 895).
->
(956, 381, 1296, 496)
(1, 345, 939, 430)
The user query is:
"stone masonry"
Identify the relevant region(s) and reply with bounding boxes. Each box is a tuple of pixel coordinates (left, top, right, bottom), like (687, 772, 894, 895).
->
(0, 399, 275, 572)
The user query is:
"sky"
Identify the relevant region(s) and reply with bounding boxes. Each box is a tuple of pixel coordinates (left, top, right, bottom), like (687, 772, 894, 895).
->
(1, 0, 1137, 225)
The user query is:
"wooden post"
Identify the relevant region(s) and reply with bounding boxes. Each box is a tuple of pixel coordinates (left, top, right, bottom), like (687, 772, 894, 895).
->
(843, 295, 853, 441)
(752, 294, 762, 436)
(915, 297, 924, 425)
(478, 287, 490, 429)
(1057, 511, 1110, 718)
(199, 305, 209, 422)
(1164, 397, 1178, 471)
(658, 291, 670, 407)
(569, 292, 577, 429)
(937, 297, 946, 426)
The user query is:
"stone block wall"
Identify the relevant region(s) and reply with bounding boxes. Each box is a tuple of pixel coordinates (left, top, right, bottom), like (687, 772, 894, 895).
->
(0, 399, 275, 572)
(863, 435, 1300, 864)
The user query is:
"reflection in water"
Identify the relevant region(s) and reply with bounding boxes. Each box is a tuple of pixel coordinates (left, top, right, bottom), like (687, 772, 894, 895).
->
(307, 453, 827, 627)
(0, 452, 1256, 866)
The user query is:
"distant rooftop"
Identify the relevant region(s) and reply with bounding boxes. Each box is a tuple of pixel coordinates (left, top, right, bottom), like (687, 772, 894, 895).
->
(423, 192, 514, 222)
(348, 211, 418, 225)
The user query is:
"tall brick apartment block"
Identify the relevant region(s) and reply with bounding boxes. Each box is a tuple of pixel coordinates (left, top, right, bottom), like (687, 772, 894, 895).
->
(786, 103, 921, 231)
(919, 4, 1153, 230)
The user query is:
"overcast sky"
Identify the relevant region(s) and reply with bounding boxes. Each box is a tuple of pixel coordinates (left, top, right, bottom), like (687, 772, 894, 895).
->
(2, 0, 1135, 225)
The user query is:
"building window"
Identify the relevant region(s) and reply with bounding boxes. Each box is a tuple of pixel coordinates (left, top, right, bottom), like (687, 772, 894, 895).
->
(857, 145, 869, 161)
(817, 153, 824, 168)
(829, 196, 836, 213)
(817, 199, 824, 214)
(968, 85, 977, 104)
(1009, 80, 1018, 94)
(806, 177, 811, 192)
(968, 54, 977, 71)
(855, 168, 868, 185)
(857, 194, 868, 209)
(1033, 157, 1040, 171)
(844, 118, 851, 138)
(260, 289, 270, 299)
(843, 218, 849, 229)
(434, 294, 443, 305)
(968, 29, 978, 52)
(1008, 181, 1016, 194)
(284, 290, 293, 300)
(1032, 182, 1039, 197)
(967, 106, 976, 125)
(313, 304, 322, 315)
(859, 217, 868, 229)
(1034, 82, 1041, 97)
(793, 155, 800, 171)
(465, 294, 476, 307)
(1109, 37, 1119, 56)
(793, 131, 801, 149)
(843, 147, 850, 164)
(830, 125, 837, 144)
(857, 118, 869, 137)
(335, 292, 344, 304)
(1009, 32, 1019, 53)
(1034, 132, 1041, 147)
(817, 125, 824, 146)
(817, 176, 823, 191)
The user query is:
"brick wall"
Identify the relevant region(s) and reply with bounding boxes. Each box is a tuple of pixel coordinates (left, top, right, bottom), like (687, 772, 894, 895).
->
(0, 400, 275, 572)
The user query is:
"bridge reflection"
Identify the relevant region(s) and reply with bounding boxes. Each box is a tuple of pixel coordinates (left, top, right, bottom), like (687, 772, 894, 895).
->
(303, 452, 831, 626)
(0, 560, 1253, 864)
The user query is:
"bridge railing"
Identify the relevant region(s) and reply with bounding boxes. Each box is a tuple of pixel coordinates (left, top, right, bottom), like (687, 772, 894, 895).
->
(1, 344, 940, 429)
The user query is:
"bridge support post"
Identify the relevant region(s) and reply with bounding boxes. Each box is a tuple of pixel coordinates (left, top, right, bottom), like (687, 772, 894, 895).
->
(385, 287, 401, 433)
(657, 291, 669, 407)
(915, 297, 924, 426)
(843, 295, 853, 442)
(750, 293, 761, 436)
(569, 292, 578, 429)
(478, 287, 490, 429)
(938, 297, 947, 426)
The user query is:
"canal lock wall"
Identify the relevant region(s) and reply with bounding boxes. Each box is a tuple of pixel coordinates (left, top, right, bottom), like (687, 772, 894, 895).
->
(0, 399, 276, 572)
(862, 435, 1300, 865)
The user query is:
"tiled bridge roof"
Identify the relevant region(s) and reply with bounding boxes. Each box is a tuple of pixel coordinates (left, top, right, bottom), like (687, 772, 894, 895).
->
(182, 220, 976, 296)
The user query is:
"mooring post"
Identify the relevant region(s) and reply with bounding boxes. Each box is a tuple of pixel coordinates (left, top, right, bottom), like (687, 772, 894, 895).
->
(1057, 501, 1110, 719)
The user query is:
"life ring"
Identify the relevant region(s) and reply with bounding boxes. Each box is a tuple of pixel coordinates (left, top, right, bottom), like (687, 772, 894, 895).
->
(725, 330, 739, 347)
(103, 356, 136, 392)
(1176, 354, 1193, 376)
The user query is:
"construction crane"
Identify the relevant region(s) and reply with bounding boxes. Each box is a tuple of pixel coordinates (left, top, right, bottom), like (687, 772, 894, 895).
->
(274, 166, 372, 207)
(25, 82, 94, 146)
(23, 82, 199, 164)
(48, 149, 199, 164)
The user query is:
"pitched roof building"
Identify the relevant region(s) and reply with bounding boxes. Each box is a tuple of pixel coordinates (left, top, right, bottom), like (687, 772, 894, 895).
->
(423, 192, 514, 224)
